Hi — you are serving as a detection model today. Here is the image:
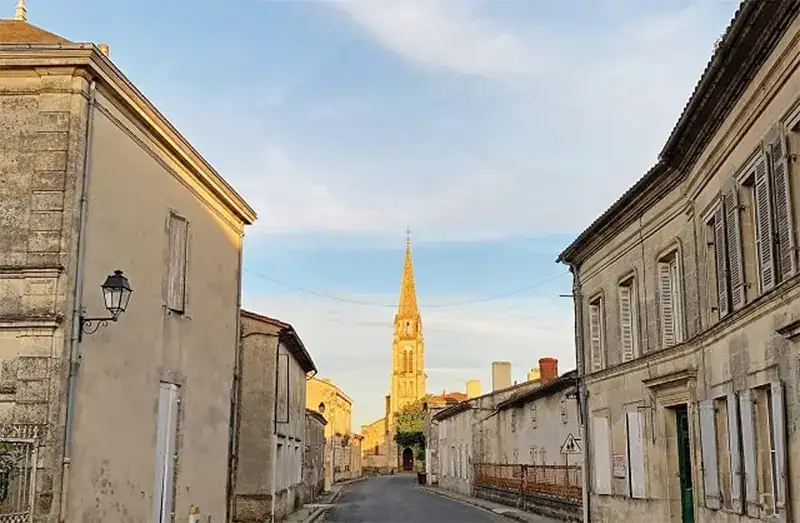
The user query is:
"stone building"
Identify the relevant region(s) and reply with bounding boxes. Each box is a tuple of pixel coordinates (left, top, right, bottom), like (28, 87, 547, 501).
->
(557, 3, 800, 522)
(0, 8, 256, 523)
(302, 409, 327, 503)
(234, 310, 317, 523)
(331, 432, 363, 483)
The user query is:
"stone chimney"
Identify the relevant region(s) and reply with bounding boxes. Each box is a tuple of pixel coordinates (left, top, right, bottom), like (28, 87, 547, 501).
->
(539, 358, 558, 384)
(466, 380, 481, 399)
(98, 44, 110, 57)
(527, 368, 540, 382)
(491, 361, 512, 391)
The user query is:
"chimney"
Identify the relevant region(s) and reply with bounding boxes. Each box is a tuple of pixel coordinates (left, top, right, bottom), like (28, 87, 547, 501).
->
(539, 358, 558, 384)
(466, 380, 481, 398)
(98, 44, 110, 57)
(527, 368, 541, 383)
(491, 361, 512, 391)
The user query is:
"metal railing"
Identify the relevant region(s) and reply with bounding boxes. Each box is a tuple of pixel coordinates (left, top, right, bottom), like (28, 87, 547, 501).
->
(473, 463, 582, 503)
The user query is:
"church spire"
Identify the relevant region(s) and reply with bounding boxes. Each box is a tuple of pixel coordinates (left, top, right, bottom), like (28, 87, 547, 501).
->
(397, 228, 419, 318)
(14, 0, 27, 21)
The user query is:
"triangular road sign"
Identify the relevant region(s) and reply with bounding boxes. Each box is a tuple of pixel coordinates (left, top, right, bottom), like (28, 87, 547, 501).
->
(560, 433, 582, 455)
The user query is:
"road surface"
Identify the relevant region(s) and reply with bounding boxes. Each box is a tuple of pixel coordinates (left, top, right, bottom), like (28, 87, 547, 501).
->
(323, 475, 522, 523)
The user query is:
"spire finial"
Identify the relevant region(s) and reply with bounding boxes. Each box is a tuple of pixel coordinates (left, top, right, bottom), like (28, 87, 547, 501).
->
(405, 225, 411, 247)
(14, 0, 26, 21)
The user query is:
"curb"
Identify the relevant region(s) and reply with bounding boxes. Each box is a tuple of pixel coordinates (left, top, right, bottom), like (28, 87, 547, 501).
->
(300, 476, 370, 523)
(419, 485, 527, 522)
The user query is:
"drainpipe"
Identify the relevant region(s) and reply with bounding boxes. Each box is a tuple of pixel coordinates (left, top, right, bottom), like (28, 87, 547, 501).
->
(59, 78, 97, 523)
(225, 233, 244, 523)
(566, 263, 590, 523)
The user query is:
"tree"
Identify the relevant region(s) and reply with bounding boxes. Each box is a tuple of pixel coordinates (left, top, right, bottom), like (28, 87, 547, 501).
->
(393, 397, 428, 454)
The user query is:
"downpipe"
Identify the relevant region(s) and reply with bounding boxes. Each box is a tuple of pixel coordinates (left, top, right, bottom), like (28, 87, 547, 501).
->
(225, 232, 245, 523)
(59, 79, 97, 523)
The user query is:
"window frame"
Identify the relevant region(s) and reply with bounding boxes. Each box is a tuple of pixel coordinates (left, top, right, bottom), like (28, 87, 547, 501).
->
(656, 245, 685, 348)
(587, 292, 606, 372)
(617, 272, 640, 362)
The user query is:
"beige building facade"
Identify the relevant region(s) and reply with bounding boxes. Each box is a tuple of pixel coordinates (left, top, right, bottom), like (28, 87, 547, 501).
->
(558, 3, 800, 523)
(234, 311, 317, 523)
(302, 409, 327, 503)
(0, 12, 256, 523)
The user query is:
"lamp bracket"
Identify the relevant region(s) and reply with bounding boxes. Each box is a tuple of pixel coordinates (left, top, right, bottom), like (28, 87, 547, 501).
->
(79, 315, 118, 341)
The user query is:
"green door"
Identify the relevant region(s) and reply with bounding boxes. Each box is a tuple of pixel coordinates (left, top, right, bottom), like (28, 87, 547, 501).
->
(675, 406, 695, 523)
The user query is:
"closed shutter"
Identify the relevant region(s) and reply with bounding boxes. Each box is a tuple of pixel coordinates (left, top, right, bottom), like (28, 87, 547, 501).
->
(724, 187, 745, 310)
(770, 381, 787, 510)
(658, 262, 675, 348)
(592, 416, 612, 495)
(167, 213, 189, 312)
(754, 154, 776, 292)
(726, 393, 742, 513)
(738, 390, 758, 517)
(699, 399, 720, 509)
(619, 285, 634, 362)
(713, 203, 730, 317)
(152, 383, 180, 523)
(589, 303, 602, 371)
(767, 126, 797, 280)
(626, 411, 646, 499)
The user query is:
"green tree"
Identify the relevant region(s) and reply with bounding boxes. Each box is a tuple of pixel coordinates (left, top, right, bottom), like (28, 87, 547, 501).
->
(393, 396, 428, 455)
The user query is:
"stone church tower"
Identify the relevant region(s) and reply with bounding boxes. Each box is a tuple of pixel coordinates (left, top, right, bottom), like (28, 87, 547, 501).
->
(389, 231, 427, 417)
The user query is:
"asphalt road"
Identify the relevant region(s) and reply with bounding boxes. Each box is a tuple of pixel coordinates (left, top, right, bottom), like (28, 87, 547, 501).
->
(322, 475, 512, 523)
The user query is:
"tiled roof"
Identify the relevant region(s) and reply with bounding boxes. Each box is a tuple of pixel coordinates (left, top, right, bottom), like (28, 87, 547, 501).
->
(0, 20, 71, 44)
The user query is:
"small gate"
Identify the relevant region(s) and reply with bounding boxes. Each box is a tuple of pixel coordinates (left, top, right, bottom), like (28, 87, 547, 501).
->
(0, 425, 41, 523)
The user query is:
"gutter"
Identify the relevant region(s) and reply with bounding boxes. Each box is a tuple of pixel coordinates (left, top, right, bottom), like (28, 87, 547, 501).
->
(59, 78, 96, 523)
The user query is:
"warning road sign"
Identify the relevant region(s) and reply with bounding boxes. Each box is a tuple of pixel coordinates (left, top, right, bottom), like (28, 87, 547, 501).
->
(560, 433, 582, 455)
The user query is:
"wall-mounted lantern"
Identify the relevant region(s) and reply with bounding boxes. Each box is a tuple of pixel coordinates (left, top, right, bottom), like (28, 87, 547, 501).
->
(79, 270, 133, 341)
(318, 402, 325, 415)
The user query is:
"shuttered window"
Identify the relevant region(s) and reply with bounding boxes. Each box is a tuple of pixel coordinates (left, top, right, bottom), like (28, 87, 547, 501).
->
(738, 390, 759, 517)
(767, 126, 797, 281)
(152, 382, 180, 523)
(167, 213, 189, 312)
(658, 252, 683, 348)
(626, 411, 646, 499)
(699, 399, 720, 509)
(592, 416, 612, 495)
(711, 205, 730, 318)
(588, 297, 604, 372)
(726, 393, 742, 514)
(724, 188, 746, 310)
(618, 279, 638, 362)
(754, 154, 776, 292)
(768, 381, 787, 512)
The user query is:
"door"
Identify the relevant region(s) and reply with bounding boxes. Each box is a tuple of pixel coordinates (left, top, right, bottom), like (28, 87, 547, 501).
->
(402, 448, 414, 471)
(675, 406, 694, 523)
(152, 383, 180, 523)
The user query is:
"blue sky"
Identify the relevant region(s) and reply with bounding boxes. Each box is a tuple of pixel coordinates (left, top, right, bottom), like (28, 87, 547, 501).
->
(32, 0, 737, 428)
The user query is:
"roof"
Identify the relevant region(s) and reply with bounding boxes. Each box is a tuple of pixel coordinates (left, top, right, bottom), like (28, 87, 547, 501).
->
(310, 377, 354, 405)
(496, 370, 578, 410)
(432, 380, 536, 422)
(240, 309, 317, 374)
(558, 0, 799, 265)
(305, 408, 328, 426)
(0, 20, 70, 44)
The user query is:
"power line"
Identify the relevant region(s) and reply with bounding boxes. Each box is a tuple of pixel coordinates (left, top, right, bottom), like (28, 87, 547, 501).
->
(242, 268, 569, 309)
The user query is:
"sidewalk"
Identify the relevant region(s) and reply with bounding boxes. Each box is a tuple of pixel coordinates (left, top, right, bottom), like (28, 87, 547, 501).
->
(419, 485, 559, 523)
(285, 477, 368, 523)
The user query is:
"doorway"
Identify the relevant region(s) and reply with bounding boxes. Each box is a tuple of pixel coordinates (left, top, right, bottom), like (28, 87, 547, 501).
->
(402, 447, 414, 471)
(675, 406, 694, 523)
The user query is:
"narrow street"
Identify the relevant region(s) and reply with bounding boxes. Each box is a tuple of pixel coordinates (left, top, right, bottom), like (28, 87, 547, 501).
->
(322, 475, 557, 523)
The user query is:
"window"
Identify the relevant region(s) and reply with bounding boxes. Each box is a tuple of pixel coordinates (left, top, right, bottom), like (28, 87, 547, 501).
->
(766, 125, 797, 283)
(618, 277, 639, 361)
(152, 382, 180, 523)
(626, 411, 646, 499)
(276, 350, 290, 424)
(530, 404, 537, 429)
(403, 349, 413, 374)
(591, 415, 612, 495)
(657, 251, 683, 348)
(166, 213, 189, 313)
(588, 296, 605, 371)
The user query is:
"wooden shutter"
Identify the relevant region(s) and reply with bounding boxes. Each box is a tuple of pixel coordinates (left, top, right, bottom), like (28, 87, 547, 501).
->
(767, 126, 797, 280)
(167, 213, 188, 312)
(738, 390, 758, 517)
(619, 285, 634, 362)
(699, 399, 720, 509)
(713, 204, 730, 317)
(152, 383, 180, 523)
(592, 416, 612, 495)
(754, 155, 776, 292)
(658, 262, 675, 348)
(770, 381, 787, 510)
(724, 187, 745, 310)
(726, 393, 742, 513)
(626, 411, 646, 499)
(589, 303, 602, 371)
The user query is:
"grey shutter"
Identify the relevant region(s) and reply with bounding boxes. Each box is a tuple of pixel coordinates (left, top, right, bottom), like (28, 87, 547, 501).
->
(767, 126, 797, 280)
(592, 416, 612, 495)
(726, 393, 742, 513)
(724, 187, 745, 310)
(713, 204, 730, 317)
(626, 411, 646, 499)
(754, 155, 776, 292)
(738, 390, 758, 517)
(619, 285, 634, 362)
(589, 303, 602, 371)
(167, 214, 188, 312)
(770, 381, 787, 510)
(699, 399, 720, 509)
(153, 383, 180, 523)
(658, 262, 675, 348)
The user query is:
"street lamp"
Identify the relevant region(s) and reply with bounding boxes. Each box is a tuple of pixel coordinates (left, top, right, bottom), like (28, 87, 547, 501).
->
(318, 402, 325, 415)
(79, 270, 133, 341)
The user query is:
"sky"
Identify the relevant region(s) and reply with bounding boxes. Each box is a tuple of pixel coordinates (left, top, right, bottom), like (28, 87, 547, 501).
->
(32, 0, 738, 429)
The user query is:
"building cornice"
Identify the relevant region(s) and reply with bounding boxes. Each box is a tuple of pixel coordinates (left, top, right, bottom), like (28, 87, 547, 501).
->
(0, 44, 257, 226)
